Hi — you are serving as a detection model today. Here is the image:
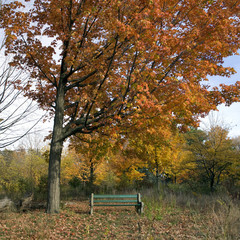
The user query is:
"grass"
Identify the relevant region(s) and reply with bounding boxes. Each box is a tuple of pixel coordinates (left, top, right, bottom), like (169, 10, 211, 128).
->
(0, 191, 239, 239)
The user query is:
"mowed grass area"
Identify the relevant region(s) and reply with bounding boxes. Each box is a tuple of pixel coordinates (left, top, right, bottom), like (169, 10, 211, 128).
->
(0, 193, 239, 240)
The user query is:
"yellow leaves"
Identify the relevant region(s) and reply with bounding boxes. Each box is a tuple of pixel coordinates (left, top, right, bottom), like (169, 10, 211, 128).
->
(126, 167, 145, 182)
(61, 149, 90, 183)
(94, 161, 119, 186)
(183, 127, 240, 190)
(0, 149, 48, 195)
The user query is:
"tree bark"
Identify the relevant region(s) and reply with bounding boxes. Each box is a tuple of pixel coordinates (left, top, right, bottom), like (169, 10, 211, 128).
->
(47, 81, 65, 214)
(155, 146, 160, 192)
(47, 138, 63, 213)
(156, 167, 160, 192)
(86, 158, 96, 195)
(89, 159, 94, 187)
(210, 174, 215, 192)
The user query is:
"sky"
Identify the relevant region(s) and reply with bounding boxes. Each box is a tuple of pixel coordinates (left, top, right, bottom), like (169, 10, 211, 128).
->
(200, 54, 240, 138)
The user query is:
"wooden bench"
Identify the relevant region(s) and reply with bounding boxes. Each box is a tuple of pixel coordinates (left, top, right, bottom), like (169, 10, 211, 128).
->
(89, 193, 144, 215)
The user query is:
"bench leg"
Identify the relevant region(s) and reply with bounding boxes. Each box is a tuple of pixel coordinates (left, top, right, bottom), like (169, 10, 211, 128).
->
(135, 202, 144, 214)
(137, 193, 144, 214)
(90, 205, 93, 215)
(136, 202, 144, 214)
(90, 193, 94, 215)
(140, 202, 144, 214)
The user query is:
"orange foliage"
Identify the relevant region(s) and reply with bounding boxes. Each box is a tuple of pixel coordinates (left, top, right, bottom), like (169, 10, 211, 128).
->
(1, 0, 239, 133)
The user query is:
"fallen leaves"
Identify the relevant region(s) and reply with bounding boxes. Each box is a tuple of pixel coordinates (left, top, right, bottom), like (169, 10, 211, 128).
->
(1, 199, 238, 239)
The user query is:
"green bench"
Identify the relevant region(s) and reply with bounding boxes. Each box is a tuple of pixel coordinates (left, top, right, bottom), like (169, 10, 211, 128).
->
(89, 193, 144, 215)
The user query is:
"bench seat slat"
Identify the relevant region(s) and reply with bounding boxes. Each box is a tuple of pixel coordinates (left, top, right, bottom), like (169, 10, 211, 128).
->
(94, 204, 140, 207)
(94, 195, 137, 198)
(94, 199, 138, 203)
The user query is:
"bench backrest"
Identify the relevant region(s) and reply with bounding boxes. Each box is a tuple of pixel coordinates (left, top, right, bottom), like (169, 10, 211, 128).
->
(93, 194, 138, 203)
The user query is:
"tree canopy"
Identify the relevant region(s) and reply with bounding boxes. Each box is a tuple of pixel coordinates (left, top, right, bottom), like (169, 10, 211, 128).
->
(184, 126, 240, 191)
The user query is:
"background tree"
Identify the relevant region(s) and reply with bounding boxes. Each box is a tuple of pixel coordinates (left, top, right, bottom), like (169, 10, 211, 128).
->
(107, 140, 146, 189)
(68, 133, 110, 192)
(0, 37, 40, 148)
(184, 127, 238, 192)
(224, 136, 240, 193)
(60, 149, 88, 185)
(0, 148, 48, 199)
(123, 120, 172, 190)
(1, 0, 240, 213)
(123, 119, 190, 190)
(160, 133, 191, 184)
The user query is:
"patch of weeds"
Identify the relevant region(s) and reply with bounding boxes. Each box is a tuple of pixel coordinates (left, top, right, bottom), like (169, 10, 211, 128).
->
(169, 218, 180, 226)
(145, 204, 154, 220)
(154, 211, 163, 221)
(0, 213, 9, 220)
(103, 226, 110, 237)
(84, 224, 90, 235)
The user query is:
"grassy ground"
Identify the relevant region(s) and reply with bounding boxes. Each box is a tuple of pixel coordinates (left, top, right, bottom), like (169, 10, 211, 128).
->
(0, 193, 239, 240)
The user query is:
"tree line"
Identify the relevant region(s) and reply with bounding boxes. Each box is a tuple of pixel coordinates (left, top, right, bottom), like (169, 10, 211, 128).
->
(1, 124, 239, 200)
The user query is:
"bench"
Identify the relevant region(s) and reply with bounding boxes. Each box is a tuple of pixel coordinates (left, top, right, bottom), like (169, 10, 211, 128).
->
(89, 193, 144, 215)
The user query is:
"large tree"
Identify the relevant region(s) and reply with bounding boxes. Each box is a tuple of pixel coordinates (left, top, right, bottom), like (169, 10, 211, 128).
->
(1, 0, 240, 213)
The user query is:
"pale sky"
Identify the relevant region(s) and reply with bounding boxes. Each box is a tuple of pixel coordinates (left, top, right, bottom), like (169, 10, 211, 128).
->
(200, 54, 240, 138)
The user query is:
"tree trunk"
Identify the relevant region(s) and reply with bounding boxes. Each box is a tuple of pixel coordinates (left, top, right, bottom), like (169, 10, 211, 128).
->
(89, 159, 94, 186)
(47, 81, 65, 214)
(156, 168, 160, 192)
(155, 146, 160, 192)
(47, 138, 63, 213)
(210, 174, 215, 192)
